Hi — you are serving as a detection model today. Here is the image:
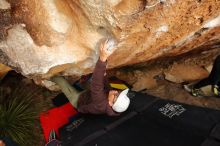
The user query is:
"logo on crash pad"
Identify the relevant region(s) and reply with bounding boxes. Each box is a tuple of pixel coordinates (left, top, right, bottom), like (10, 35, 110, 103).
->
(66, 118, 85, 132)
(159, 103, 186, 118)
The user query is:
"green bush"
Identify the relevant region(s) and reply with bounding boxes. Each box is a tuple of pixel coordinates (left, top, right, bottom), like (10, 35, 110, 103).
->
(0, 86, 46, 146)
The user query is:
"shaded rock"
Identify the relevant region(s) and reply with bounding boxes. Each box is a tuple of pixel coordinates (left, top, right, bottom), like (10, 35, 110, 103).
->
(0, 63, 11, 80)
(115, 70, 137, 85)
(132, 76, 157, 91)
(164, 63, 209, 83)
(131, 70, 160, 91)
(115, 68, 162, 92)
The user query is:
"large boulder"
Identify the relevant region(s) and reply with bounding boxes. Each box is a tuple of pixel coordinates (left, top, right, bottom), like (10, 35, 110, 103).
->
(164, 63, 209, 83)
(0, 0, 220, 87)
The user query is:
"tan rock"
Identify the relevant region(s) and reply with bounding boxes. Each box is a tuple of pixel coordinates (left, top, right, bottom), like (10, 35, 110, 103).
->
(132, 76, 157, 91)
(0, 63, 11, 80)
(115, 68, 161, 92)
(205, 64, 213, 73)
(164, 63, 209, 83)
(115, 71, 137, 85)
(0, 0, 11, 9)
(132, 68, 163, 91)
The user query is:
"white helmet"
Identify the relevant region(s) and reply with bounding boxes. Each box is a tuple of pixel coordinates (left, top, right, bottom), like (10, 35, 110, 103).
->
(112, 89, 130, 113)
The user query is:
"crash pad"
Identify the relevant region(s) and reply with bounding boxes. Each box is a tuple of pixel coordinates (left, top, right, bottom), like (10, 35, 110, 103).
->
(40, 103, 78, 142)
(59, 92, 220, 146)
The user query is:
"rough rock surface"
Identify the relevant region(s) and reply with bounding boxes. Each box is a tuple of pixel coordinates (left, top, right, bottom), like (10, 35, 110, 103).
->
(0, 0, 220, 88)
(164, 63, 209, 83)
(112, 47, 220, 91)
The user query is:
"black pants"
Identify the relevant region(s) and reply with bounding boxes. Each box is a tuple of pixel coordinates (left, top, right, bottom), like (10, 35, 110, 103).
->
(194, 54, 220, 89)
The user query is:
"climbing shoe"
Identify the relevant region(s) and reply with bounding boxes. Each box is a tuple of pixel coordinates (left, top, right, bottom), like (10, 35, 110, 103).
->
(214, 85, 220, 96)
(191, 88, 202, 97)
(184, 84, 211, 97)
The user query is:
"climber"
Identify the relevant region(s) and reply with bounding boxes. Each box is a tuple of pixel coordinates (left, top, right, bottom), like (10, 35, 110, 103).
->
(51, 39, 130, 116)
(186, 54, 220, 97)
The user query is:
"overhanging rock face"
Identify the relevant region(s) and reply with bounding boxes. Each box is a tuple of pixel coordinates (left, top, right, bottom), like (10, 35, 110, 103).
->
(0, 0, 220, 80)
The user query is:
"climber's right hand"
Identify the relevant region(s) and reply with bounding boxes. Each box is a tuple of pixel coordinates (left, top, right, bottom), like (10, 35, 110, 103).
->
(99, 39, 116, 62)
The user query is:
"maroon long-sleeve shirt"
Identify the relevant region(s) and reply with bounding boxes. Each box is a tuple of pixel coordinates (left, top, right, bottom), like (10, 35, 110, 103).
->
(77, 59, 119, 116)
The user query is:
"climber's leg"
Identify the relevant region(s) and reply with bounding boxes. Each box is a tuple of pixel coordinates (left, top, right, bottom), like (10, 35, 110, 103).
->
(51, 76, 81, 108)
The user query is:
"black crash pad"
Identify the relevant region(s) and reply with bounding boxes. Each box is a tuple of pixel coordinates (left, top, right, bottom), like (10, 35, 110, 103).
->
(59, 92, 220, 146)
